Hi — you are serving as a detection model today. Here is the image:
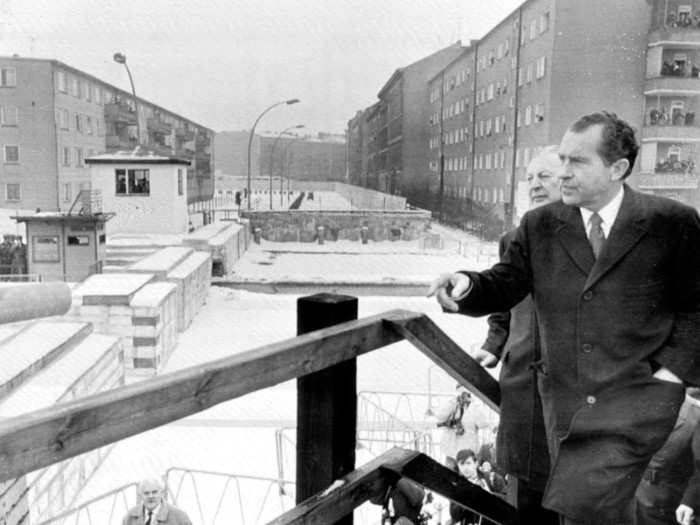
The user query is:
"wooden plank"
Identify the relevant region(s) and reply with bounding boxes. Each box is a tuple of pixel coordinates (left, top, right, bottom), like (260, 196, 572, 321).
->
(296, 293, 358, 525)
(386, 451, 519, 525)
(268, 448, 518, 525)
(384, 314, 501, 411)
(0, 309, 415, 483)
(268, 448, 415, 525)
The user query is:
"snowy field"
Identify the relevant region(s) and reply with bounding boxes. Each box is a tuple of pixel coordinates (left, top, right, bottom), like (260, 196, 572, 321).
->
(73, 287, 497, 524)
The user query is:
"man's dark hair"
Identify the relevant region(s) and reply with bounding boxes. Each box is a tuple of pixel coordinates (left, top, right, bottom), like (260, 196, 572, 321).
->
(569, 111, 639, 178)
(456, 449, 477, 464)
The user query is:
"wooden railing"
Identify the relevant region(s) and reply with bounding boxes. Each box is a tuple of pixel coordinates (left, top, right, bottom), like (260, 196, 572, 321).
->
(0, 302, 514, 524)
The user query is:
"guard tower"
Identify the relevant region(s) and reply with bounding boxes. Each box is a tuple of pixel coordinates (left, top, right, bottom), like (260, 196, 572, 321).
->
(12, 190, 113, 282)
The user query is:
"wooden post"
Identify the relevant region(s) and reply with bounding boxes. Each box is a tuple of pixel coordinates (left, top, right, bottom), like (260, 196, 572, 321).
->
(296, 293, 358, 525)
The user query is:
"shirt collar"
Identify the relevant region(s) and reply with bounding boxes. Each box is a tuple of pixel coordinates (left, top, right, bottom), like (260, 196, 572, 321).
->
(145, 503, 161, 520)
(579, 185, 624, 237)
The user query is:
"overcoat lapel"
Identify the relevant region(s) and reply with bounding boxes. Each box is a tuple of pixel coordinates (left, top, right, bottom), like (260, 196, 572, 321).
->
(555, 205, 594, 277)
(584, 187, 647, 290)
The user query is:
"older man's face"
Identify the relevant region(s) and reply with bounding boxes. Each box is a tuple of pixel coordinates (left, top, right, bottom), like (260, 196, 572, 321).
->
(527, 152, 562, 208)
(140, 480, 163, 511)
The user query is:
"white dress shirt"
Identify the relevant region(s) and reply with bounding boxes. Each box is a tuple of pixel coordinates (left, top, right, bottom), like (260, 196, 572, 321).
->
(579, 185, 625, 238)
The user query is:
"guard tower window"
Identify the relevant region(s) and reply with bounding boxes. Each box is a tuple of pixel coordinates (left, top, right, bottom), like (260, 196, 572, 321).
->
(115, 168, 150, 196)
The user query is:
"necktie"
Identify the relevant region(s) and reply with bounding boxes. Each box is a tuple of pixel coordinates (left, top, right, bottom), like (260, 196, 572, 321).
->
(145, 510, 153, 525)
(588, 212, 605, 258)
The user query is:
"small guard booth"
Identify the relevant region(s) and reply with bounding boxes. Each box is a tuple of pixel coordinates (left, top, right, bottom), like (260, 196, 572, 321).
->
(12, 209, 113, 282)
(85, 150, 191, 235)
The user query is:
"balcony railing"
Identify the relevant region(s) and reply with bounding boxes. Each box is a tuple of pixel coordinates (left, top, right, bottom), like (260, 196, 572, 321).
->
(649, 25, 700, 46)
(176, 128, 195, 141)
(104, 103, 137, 125)
(105, 135, 137, 150)
(644, 75, 700, 94)
(0, 305, 516, 525)
(636, 172, 699, 190)
(147, 117, 173, 135)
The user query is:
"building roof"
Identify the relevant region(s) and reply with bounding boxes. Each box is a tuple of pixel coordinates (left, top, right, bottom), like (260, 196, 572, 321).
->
(12, 212, 114, 224)
(85, 148, 191, 166)
(428, 43, 478, 84)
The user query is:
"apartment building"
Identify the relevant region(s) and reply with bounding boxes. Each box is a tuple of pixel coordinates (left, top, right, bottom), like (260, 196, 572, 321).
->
(361, 43, 467, 209)
(637, 0, 700, 205)
(427, 43, 478, 216)
(348, 0, 697, 225)
(0, 56, 214, 212)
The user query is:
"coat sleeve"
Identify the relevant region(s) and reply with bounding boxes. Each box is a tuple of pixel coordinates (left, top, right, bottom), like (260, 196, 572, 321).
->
(651, 208, 700, 386)
(456, 217, 532, 317)
(480, 234, 514, 358)
(434, 396, 458, 425)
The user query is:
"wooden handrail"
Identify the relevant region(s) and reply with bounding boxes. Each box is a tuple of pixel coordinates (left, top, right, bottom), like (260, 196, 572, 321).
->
(0, 308, 500, 519)
(268, 447, 518, 525)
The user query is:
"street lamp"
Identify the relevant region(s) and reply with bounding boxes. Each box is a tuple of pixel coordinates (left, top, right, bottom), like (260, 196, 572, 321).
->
(269, 125, 304, 209)
(113, 52, 140, 148)
(246, 99, 300, 210)
(280, 137, 303, 207)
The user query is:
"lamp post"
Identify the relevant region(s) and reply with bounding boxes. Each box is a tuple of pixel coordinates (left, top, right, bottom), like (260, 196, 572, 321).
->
(112, 52, 140, 148)
(281, 137, 303, 207)
(269, 125, 304, 209)
(246, 99, 300, 210)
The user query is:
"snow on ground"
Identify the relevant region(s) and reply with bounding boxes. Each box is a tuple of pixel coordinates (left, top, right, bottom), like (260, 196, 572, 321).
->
(73, 232, 501, 523)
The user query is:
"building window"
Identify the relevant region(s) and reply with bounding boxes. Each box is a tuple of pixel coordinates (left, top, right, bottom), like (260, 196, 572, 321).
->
(536, 56, 547, 79)
(62, 147, 71, 166)
(64, 182, 72, 202)
(0, 68, 16, 87)
(540, 12, 550, 33)
(0, 106, 18, 126)
(99, 234, 106, 244)
(86, 116, 93, 135)
(93, 85, 101, 104)
(530, 19, 537, 40)
(115, 168, 150, 195)
(56, 71, 67, 92)
(504, 38, 510, 56)
(6, 183, 20, 201)
(75, 148, 83, 167)
(4, 145, 19, 163)
(518, 67, 524, 86)
(67, 235, 89, 246)
(58, 108, 69, 130)
(71, 76, 79, 97)
(524, 147, 532, 166)
(83, 81, 91, 101)
(487, 83, 494, 100)
(178, 169, 184, 195)
(535, 103, 545, 122)
(75, 114, 82, 133)
(32, 235, 60, 262)
(526, 63, 534, 83)
(525, 105, 532, 126)
(95, 118, 101, 136)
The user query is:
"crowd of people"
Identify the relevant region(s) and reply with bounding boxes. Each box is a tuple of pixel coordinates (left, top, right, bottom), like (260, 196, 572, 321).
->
(648, 108, 696, 127)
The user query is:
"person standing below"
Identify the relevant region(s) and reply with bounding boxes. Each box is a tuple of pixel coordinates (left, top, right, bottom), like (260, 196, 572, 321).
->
(434, 386, 491, 470)
(428, 112, 700, 524)
(449, 449, 491, 525)
(473, 147, 562, 524)
(122, 478, 192, 525)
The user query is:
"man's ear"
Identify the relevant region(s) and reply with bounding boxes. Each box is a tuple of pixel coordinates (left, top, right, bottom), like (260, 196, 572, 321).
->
(610, 158, 629, 181)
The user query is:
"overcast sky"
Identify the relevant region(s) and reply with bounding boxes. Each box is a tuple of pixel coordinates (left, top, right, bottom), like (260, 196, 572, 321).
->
(1, 0, 522, 134)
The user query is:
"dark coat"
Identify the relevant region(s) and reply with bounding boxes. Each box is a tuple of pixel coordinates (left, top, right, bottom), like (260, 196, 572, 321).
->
(456, 187, 700, 522)
(481, 231, 550, 491)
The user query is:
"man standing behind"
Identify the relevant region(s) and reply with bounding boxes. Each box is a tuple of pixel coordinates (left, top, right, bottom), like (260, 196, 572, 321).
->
(122, 478, 192, 525)
(429, 112, 700, 523)
(474, 147, 561, 524)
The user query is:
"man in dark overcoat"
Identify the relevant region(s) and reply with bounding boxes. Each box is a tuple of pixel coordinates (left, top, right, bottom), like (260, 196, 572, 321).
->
(475, 147, 561, 524)
(428, 112, 700, 524)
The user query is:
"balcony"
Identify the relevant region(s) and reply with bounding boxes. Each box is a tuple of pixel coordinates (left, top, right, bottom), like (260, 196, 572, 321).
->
(642, 124, 700, 141)
(175, 128, 195, 141)
(644, 75, 700, 94)
(195, 133, 211, 147)
(147, 117, 172, 136)
(104, 103, 137, 125)
(635, 172, 699, 190)
(649, 26, 700, 47)
(105, 135, 137, 151)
